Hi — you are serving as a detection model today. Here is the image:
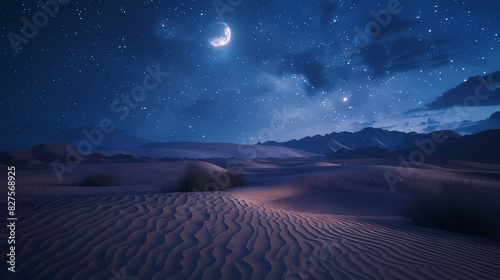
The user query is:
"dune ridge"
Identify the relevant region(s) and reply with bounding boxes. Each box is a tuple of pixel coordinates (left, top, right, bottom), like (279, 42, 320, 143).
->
(3, 189, 500, 280)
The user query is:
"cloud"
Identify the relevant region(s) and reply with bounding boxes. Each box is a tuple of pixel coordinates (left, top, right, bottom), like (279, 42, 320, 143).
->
(420, 118, 439, 126)
(405, 111, 446, 118)
(425, 71, 500, 110)
(280, 50, 332, 94)
(376, 18, 413, 39)
(319, 2, 336, 27)
(423, 125, 440, 133)
(350, 120, 377, 131)
(359, 37, 450, 78)
(377, 124, 398, 130)
(454, 111, 500, 134)
(420, 111, 500, 134)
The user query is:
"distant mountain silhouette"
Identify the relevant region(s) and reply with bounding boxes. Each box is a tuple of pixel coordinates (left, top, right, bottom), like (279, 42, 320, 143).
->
(395, 130, 461, 150)
(2, 129, 498, 168)
(259, 127, 422, 155)
(326, 129, 500, 161)
(0, 141, 319, 168)
(110, 141, 318, 159)
(329, 147, 395, 159)
(0, 143, 135, 168)
(429, 129, 500, 160)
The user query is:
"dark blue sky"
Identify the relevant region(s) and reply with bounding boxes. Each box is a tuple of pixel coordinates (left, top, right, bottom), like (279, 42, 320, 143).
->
(1, 0, 500, 150)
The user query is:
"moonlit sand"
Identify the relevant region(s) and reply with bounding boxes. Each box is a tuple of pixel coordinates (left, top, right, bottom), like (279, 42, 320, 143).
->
(1, 143, 499, 279)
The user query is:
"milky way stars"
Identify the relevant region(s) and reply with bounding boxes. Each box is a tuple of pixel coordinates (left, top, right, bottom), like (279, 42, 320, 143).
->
(1, 0, 500, 149)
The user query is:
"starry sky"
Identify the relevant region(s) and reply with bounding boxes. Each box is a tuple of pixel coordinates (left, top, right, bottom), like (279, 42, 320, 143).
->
(1, 0, 500, 150)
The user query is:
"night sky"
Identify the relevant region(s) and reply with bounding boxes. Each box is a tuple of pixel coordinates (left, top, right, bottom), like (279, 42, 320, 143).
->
(1, 0, 500, 150)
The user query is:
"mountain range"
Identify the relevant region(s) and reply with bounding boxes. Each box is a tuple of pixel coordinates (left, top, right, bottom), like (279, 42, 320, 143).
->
(327, 129, 500, 161)
(259, 127, 461, 155)
(2, 128, 499, 169)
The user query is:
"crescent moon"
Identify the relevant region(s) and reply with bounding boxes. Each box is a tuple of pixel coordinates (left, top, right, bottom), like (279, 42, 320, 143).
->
(209, 24, 231, 47)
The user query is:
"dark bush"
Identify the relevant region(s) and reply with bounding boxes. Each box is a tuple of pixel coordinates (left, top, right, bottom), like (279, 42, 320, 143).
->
(179, 161, 244, 192)
(81, 174, 119, 186)
(403, 179, 500, 240)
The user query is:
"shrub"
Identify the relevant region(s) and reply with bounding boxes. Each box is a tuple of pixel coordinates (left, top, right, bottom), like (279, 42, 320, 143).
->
(81, 174, 119, 186)
(178, 161, 244, 192)
(403, 179, 500, 240)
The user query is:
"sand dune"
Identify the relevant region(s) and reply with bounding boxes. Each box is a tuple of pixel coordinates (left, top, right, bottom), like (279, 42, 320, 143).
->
(97, 142, 319, 159)
(2, 158, 500, 279)
(4, 192, 500, 279)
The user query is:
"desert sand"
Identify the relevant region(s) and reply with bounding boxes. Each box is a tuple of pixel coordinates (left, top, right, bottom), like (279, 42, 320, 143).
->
(96, 142, 319, 159)
(1, 154, 500, 280)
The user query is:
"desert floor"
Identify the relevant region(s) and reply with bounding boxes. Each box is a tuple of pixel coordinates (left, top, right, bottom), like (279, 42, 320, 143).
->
(1, 158, 500, 279)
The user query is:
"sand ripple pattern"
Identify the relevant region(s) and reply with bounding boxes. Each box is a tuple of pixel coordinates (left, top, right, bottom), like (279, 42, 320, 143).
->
(2, 192, 500, 280)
